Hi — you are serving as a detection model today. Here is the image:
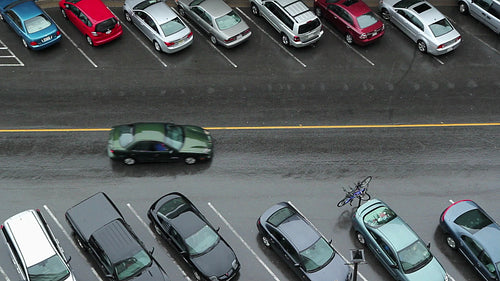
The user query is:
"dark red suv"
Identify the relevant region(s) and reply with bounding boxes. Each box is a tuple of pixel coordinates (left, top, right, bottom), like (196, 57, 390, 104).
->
(59, 0, 122, 46)
(314, 0, 384, 45)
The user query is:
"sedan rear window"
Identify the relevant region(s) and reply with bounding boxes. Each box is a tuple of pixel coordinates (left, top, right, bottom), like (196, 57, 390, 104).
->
(25, 15, 51, 34)
(356, 11, 378, 29)
(215, 11, 241, 30)
(95, 18, 117, 33)
(161, 18, 186, 37)
(454, 209, 492, 232)
(268, 206, 295, 227)
(298, 18, 320, 34)
(429, 18, 454, 37)
(363, 206, 397, 228)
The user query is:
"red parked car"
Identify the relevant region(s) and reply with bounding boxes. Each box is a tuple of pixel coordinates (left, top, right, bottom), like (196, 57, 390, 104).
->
(314, 0, 384, 45)
(59, 0, 122, 46)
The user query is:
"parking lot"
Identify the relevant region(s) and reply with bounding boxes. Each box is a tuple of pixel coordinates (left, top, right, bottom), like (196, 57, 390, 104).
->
(0, 0, 499, 280)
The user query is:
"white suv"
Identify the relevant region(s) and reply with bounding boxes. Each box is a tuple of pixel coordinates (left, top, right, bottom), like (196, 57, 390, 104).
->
(1, 209, 76, 281)
(250, 0, 323, 47)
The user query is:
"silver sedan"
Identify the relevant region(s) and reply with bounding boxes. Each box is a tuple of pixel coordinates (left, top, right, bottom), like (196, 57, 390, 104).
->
(379, 0, 461, 55)
(124, 0, 193, 53)
(175, 0, 251, 48)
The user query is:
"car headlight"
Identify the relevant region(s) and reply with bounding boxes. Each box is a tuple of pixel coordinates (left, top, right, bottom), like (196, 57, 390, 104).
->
(203, 148, 212, 154)
(232, 259, 239, 269)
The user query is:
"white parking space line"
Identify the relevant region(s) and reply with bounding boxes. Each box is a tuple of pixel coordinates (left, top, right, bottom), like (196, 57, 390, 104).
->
(125, 203, 192, 281)
(237, 8, 307, 68)
(42, 205, 103, 281)
(0, 39, 24, 67)
(446, 16, 499, 56)
(207, 202, 281, 281)
(287, 201, 369, 281)
(174, 8, 237, 68)
(120, 22, 168, 68)
(0, 266, 11, 281)
(54, 24, 98, 68)
(322, 25, 375, 66)
(433, 56, 445, 65)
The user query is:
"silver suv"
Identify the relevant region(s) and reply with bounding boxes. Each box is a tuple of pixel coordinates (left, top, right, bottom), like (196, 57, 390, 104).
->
(458, 0, 500, 34)
(1, 209, 76, 281)
(250, 0, 324, 47)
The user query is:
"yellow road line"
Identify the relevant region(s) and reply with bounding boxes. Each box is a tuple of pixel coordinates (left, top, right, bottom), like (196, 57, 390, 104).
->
(0, 123, 499, 133)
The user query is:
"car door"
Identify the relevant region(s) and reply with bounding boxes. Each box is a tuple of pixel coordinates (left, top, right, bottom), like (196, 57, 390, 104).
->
(190, 6, 212, 33)
(134, 11, 157, 41)
(328, 5, 354, 35)
(4, 10, 24, 38)
(128, 141, 162, 162)
(460, 236, 498, 280)
(394, 9, 422, 41)
(261, 2, 282, 32)
(470, 0, 500, 33)
(89, 238, 114, 278)
(267, 228, 306, 279)
(368, 231, 403, 280)
(64, 4, 91, 35)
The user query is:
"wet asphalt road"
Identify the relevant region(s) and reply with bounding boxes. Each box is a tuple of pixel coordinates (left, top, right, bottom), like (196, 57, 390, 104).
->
(0, 3, 499, 281)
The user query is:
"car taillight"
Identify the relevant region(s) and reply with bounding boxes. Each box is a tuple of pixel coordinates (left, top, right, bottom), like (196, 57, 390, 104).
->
(110, 149, 115, 154)
(187, 31, 193, 38)
(165, 41, 175, 46)
(56, 30, 61, 36)
(30, 41, 38, 46)
(293, 36, 300, 42)
(437, 44, 444, 49)
(455, 36, 461, 42)
(224, 36, 236, 43)
(242, 28, 251, 35)
(0, 225, 3, 229)
(359, 33, 367, 39)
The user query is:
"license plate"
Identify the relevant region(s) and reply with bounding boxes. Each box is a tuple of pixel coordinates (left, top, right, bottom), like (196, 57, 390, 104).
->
(41, 36, 52, 43)
(237, 34, 242, 39)
(373, 32, 377, 36)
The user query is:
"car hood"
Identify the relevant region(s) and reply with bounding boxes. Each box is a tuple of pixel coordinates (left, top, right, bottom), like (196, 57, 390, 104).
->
(405, 257, 447, 281)
(179, 126, 212, 153)
(191, 241, 236, 277)
(132, 262, 169, 281)
(307, 253, 351, 281)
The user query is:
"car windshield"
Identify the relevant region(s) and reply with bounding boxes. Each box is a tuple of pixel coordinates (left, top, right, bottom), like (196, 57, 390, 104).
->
(133, 0, 161, 10)
(115, 250, 152, 280)
(215, 11, 241, 30)
(429, 18, 454, 37)
(454, 209, 492, 233)
(185, 225, 220, 256)
(398, 240, 432, 274)
(28, 254, 70, 281)
(363, 206, 397, 227)
(164, 124, 184, 150)
(25, 15, 51, 34)
(356, 11, 378, 29)
(161, 18, 186, 37)
(299, 237, 335, 272)
(267, 206, 295, 227)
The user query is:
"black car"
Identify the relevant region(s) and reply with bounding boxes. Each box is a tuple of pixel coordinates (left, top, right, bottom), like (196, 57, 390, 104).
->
(65, 192, 170, 281)
(257, 202, 353, 281)
(148, 192, 240, 281)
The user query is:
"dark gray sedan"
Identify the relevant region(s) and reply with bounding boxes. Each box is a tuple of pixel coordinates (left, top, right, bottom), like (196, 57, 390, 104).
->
(174, 0, 251, 47)
(124, 0, 193, 53)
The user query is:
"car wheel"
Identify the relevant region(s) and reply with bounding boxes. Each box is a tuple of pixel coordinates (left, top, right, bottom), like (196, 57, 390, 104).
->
(381, 9, 390, 21)
(446, 236, 457, 249)
(262, 235, 271, 247)
(154, 225, 162, 236)
(356, 232, 366, 245)
(153, 41, 162, 52)
(22, 38, 29, 49)
(178, 7, 185, 17)
(86, 35, 94, 46)
(124, 11, 132, 22)
(123, 157, 136, 165)
(193, 271, 202, 281)
(185, 157, 197, 165)
(417, 40, 427, 53)
(281, 33, 289, 46)
(314, 6, 322, 17)
(210, 34, 217, 45)
(60, 8, 67, 19)
(251, 3, 259, 16)
(458, 2, 469, 14)
(75, 235, 86, 251)
(0, 13, 4, 21)
(345, 33, 353, 44)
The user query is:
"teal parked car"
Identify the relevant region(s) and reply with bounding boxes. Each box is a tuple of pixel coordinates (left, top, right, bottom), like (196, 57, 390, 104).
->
(107, 122, 213, 165)
(352, 199, 450, 281)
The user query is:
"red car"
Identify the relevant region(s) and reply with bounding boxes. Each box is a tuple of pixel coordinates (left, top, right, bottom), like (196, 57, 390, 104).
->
(59, 0, 122, 46)
(314, 0, 384, 45)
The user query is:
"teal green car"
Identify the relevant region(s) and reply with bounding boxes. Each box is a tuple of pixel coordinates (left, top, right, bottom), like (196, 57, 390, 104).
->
(107, 122, 213, 165)
(352, 199, 450, 281)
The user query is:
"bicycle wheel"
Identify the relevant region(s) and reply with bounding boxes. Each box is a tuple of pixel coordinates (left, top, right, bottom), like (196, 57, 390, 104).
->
(337, 197, 351, 207)
(360, 191, 371, 201)
(360, 176, 372, 188)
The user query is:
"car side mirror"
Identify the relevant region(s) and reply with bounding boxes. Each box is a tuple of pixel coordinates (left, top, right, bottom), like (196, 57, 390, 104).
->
(215, 227, 220, 232)
(66, 256, 72, 263)
(150, 247, 155, 254)
(390, 264, 398, 269)
(294, 263, 301, 268)
(427, 242, 431, 249)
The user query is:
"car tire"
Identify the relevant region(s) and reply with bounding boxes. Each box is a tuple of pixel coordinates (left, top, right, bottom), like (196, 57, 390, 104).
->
(22, 38, 29, 49)
(154, 225, 162, 236)
(458, 2, 469, 14)
(262, 235, 271, 247)
(75, 235, 86, 251)
(60, 8, 67, 19)
(446, 236, 457, 249)
(381, 9, 390, 21)
(193, 271, 202, 281)
(153, 41, 162, 52)
(185, 157, 197, 165)
(0, 13, 4, 21)
(281, 33, 289, 46)
(251, 3, 259, 16)
(86, 35, 94, 46)
(417, 40, 427, 53)
(356, 232, 366, 245)
(345, 33, 353, 44)
(123, 157, 136, 165)
(178, 7, 185, 17)
(314, 6, 322, 17)
(210, 34, 217, 45)
(124, 11, 132, 22)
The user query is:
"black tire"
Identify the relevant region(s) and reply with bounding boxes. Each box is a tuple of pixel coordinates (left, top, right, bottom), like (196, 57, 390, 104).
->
(124, 11, 132, 22)
(345, 33, 353, 44)
(360, 192, 371, 201)
(123, 157, 136, 165)
(60, 8, 67, 19)
(458, 2, 469, 14)
(446, 236, 458, 249)
(281, 33, 289, 46)
(86, 35, 94, 46)
(22, 38, 29, 49)
(356, 232, 366, 245)
(75, 235, 86, 251)
(153, 41, 162, 52)
(210, 34, 217, 45)
(185, 157, 197, 165)
(262, 235, 271, 247)
(178, 7, 185, 17)
(314, 6, 322, 17)
(417, 40, 427, 53)
(251, 3, 259, 16)
(381, 8, 390, 21)
(0, 13, 4, 21)
(337, 197, 350, 207)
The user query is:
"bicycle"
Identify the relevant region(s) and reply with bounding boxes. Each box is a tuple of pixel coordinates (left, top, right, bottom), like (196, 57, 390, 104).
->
(336, 176, 372, 208)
